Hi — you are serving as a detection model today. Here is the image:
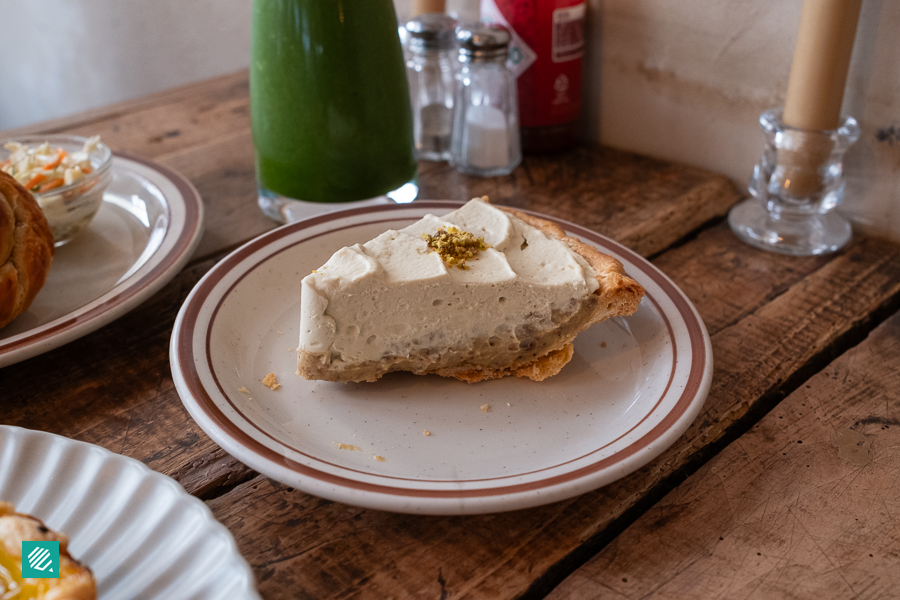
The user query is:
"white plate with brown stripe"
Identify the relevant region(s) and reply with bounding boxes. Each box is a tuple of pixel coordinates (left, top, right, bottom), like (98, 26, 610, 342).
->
(170, 202, 712, 515)
(0, 153, 203, 368)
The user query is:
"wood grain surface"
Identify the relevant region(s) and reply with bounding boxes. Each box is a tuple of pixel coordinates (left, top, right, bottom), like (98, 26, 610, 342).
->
(546, 309, 900, 600)
(2, 72, 899, 600)
(201, 230, 900, 600)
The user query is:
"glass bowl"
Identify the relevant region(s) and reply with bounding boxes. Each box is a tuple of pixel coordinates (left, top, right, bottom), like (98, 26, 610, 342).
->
(1, 134, 113, 246)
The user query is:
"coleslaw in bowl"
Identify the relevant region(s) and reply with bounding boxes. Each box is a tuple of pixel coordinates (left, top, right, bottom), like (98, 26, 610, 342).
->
(1, 134, 113, 245)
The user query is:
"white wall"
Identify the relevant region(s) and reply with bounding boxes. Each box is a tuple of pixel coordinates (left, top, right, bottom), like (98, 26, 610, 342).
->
(3, 0, 898, 240)
(0, 0, 252, 130)
(587, 0, 900, 242)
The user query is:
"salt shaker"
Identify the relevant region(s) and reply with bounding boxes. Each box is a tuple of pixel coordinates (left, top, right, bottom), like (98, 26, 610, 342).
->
(450, 23, 522, 176)
(404, 14, 459, 162)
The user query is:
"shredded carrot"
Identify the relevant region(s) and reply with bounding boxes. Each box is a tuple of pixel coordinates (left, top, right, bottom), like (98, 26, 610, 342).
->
(2, 136, 101, 188)
(24, 173, 47, 190)
(36, 179, 64, 193)
(42, 149, 67, 171)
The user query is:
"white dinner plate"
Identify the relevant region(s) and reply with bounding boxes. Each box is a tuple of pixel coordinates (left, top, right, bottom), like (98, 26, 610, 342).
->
(0, 153, 204, 367)
(170, 202, 713, 515)
(0, 425, 259, 599)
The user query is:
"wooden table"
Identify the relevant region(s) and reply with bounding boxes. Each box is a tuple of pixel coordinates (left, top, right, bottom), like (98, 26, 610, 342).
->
(3, 71, 900, 599)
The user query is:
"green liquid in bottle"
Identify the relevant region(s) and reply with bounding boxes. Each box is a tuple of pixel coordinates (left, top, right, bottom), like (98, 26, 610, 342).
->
(251, 0, 417, 207)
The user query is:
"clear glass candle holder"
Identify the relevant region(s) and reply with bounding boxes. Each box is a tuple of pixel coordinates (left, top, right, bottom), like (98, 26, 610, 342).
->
(729, 108, 860, 256)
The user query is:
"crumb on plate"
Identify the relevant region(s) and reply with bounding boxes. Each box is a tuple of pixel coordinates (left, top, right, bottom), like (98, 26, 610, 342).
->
(374, 455, 386, 462)
(334, 442, 361, 451)
(423, 430, 431, 436)
(481, 404, 490, 412)
(238, 386, 250, 394)
(262, 372, 281, 390)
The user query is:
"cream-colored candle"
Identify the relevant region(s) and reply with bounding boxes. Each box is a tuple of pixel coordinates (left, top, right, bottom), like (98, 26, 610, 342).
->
(783, 0, 862, 130)
(411, 0, 446, 17)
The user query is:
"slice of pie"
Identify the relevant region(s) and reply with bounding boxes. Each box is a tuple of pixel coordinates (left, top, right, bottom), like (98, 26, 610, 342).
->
(297, 197, 644, 383)
(0, 502, 96, 600)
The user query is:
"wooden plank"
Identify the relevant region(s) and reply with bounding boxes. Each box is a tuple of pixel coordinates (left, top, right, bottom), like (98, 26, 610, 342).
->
(199, 230, 900, 600)
(420, 146, 739, 257)
(159, 139, 739, 266)
(651, 225, 832, 334)
(154, 137, 739, 265)
(545, 310, 900, 600)
(152, 130, 272, 262)
(0, 70, 251, 158)
(0, 258, 223, 478)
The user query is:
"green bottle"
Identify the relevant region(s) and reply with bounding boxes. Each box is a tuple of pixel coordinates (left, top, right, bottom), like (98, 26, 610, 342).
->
(251, 0, 418, 221)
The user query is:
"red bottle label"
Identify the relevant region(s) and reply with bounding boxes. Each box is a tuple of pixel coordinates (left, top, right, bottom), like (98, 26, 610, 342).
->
(482, 0, 584, 128)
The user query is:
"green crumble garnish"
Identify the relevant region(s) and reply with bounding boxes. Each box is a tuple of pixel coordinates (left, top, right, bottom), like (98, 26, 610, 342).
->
(422, 226, 488, 270)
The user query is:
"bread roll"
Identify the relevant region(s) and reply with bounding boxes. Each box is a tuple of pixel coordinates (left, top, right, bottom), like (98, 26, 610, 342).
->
(0, 171, 54, 329)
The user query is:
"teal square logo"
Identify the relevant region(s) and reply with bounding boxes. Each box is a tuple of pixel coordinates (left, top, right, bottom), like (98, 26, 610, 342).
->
(21, 541, 59, 578)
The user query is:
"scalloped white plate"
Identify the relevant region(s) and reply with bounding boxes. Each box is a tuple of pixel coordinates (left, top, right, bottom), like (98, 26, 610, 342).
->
(171, 202, 713, 515)
(0, 426, 259, 600)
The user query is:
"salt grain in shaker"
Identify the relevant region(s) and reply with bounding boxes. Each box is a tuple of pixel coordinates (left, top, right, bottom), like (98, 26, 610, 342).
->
(404, 14, 459, 162)
(450, 23, 522, 176)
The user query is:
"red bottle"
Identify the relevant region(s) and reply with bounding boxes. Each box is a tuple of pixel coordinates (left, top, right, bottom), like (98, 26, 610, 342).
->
(481, 0, 585, 153)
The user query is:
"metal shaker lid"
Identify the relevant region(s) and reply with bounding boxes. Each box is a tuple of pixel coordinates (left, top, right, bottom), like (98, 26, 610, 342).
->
(404, 13, 459, 51)
(456, 23, 510, 62)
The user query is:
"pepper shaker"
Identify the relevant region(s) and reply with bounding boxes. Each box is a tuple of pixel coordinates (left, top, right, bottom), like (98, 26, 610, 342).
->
(404, 14, 459, 161)
(450, 23, 522, 177)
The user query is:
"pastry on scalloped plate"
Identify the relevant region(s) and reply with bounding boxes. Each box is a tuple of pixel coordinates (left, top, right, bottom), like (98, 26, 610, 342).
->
(0, 502, 95, 600)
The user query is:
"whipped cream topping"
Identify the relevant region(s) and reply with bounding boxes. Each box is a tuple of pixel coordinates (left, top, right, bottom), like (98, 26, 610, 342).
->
(299, 199, 598, 363)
